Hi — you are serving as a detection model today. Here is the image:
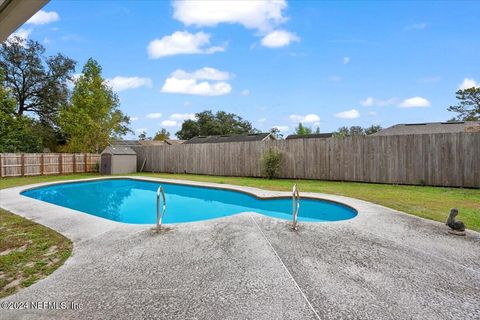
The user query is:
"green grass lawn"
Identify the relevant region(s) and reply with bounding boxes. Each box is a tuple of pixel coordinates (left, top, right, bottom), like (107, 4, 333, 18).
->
(1, 172, 479, 231)
(0, 208, 72, 298)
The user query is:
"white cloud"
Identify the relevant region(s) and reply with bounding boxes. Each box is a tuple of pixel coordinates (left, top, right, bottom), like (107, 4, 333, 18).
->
(342, 57, 350, 64)
(169, 113, 196, 121)
(161, 78, 231, 96)
(135, 128, 147, 133)
(289, 114, 321, 123)
(146, 113, 163, 119)
(273, 125, 289, 132)
(261, 30, 299, 48)
(360, 97, 375, 107)
(405, 23, 427, 30)
(241, 89, 250, 96)
(363, 96, 430, 108)
(130, 117, 139, 121)
(458, 78, 479, 90)
(105, 76, 152, 92)
(172, 0, 288, 32)
(367, 111, 377, 116)
(71, 73, 82, 82)
(335, 109, 360, 119)
(257, 118, 266, 123)
(361, 97, 397, 107)
(172, 67, 231, 81)
(399, 97, 431, 108)
(161, 120, 178, 127)
(147, 31, 224, 59)
(172, 0, 298, 50)
(66, 73, 82, 89)
(161, 67, 232, 96)
(159, 113, 196, 128)
(7, 28, 32, 42)
(26, 10, 60, 25)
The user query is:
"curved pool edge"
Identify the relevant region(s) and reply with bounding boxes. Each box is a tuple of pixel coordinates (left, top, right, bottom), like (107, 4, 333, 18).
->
(0, 177, 377, 251)
(17, 176, 360, 225)
(2, 178, 480, 320)
(2, 176, 479, 257)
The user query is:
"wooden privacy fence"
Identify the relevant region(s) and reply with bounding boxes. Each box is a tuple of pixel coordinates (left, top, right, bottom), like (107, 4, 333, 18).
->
(133, 132, 480, 188)
(0, 153, 100, 178)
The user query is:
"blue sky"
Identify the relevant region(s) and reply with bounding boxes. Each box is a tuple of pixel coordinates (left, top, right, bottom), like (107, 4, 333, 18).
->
(11, 0, 480, 138)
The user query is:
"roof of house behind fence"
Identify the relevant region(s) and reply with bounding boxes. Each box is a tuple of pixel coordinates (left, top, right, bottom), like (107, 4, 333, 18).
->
(185, 133, 274, 144)
(285, 133, 333, 140)
(371, 121, 480, 136)
(111, 140, 185, 147)
(164, 139, 186, 145)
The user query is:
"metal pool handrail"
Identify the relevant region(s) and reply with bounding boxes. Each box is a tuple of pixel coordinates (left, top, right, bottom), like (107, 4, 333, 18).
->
(292, 184, 300, 230)
(156, 185, 166, 232)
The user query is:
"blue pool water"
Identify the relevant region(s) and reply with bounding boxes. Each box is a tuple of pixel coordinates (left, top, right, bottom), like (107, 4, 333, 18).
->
(21, 179, 357, 224)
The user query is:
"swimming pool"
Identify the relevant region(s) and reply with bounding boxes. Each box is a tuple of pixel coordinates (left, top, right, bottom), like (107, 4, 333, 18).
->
(21, 179, 357, 224)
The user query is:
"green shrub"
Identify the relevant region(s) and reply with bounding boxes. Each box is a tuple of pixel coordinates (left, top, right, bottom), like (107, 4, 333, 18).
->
(261, 148, 283, 179)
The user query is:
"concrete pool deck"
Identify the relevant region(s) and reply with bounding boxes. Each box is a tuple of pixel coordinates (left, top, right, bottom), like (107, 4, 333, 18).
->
(0, 176, 479, 320)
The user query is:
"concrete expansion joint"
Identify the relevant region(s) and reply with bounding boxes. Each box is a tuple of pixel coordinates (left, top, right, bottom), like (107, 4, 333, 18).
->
(248, 215, 322, 320)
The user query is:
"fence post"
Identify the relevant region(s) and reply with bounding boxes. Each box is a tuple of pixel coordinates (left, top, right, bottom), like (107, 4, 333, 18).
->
(84, 153, 88, 172)
(40, 154, 44, 175)
(20, 154, 25, 177)
(0, 154, 2, 178)
(73, 154, 76, 173)
(59, 154, 63, 174)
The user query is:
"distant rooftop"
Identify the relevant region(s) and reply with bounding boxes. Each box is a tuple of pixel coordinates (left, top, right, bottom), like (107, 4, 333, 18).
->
(164, 139, 186, 145)
(111, 139, 185, 147)
(285, 133, 333, 140)
(185, 133, 274, 144)
(372, 121, 480, 136)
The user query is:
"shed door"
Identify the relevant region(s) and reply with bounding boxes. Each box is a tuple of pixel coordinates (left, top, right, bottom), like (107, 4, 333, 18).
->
(101, 154, 112, 175)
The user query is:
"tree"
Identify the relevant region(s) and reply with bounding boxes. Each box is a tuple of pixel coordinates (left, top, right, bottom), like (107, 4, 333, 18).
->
(153, 128, 170, 141)
(176, 110, 256, 140)
(59, 58, 130, 153)
(447, 87, 480, 121)
(334, 126, 350, 137)
(333, 125, 382, 137)
(348, 126, 365, 136)
(333, 126, 366, 137)
(294, 123, 313, 135)
(0, 73, 42, 152)
(176, 119, 200, 140)
(0, 36, 76, 123)
(364, 125, 382, 135)
(269, 127, 283, 139)
(0, 108, 43, 152)
(138, 131, 147, 141)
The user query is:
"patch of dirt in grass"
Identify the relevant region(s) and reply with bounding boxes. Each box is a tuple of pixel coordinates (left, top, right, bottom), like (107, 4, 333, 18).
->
(0, 242, 31, 256)
(0, 209, 72, 299)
